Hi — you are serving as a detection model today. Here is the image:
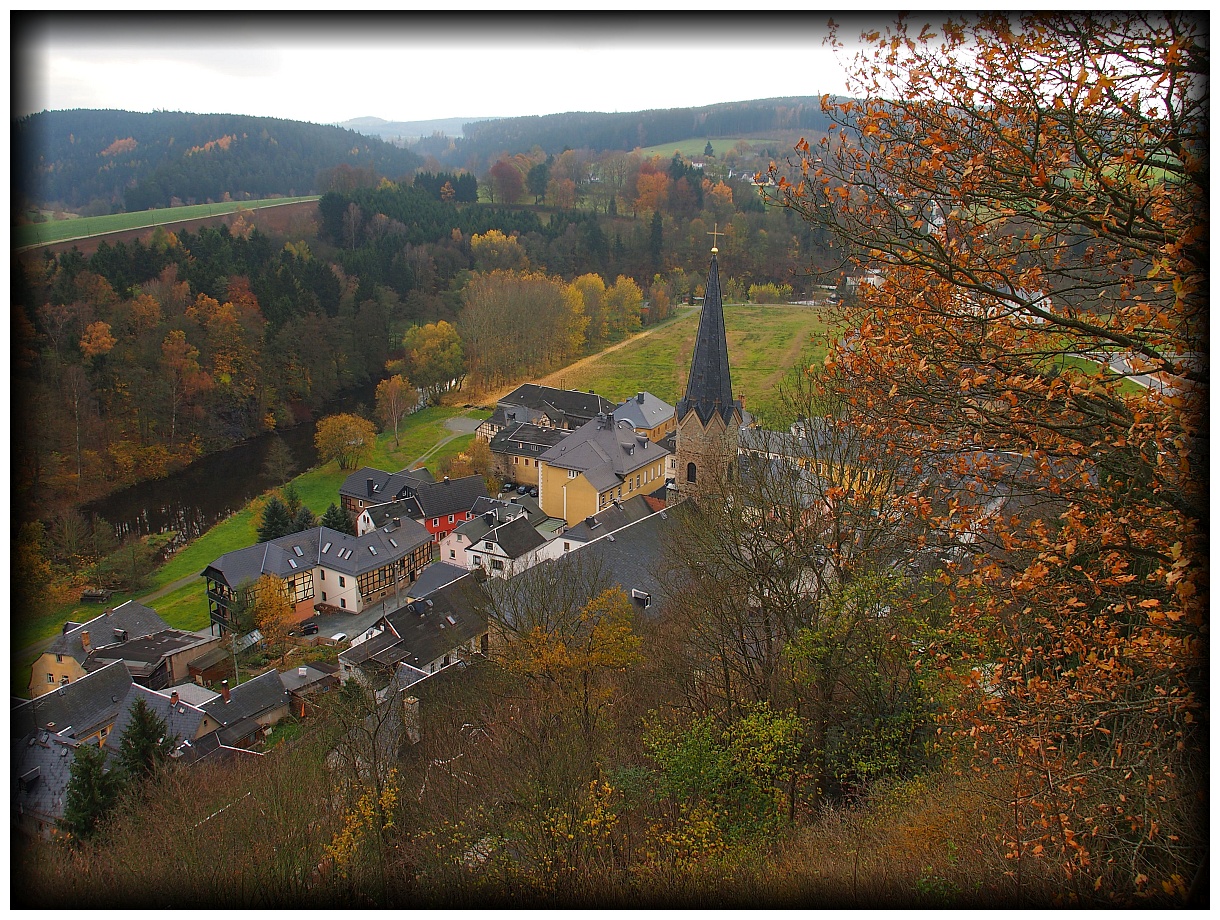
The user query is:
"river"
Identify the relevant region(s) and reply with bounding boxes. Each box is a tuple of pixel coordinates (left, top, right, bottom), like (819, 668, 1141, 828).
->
(81, 382, 379, 546)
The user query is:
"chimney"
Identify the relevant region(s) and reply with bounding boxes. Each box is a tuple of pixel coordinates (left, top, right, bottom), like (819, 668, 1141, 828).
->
(169, 691, 179, 706)
(444, 475, 450, 483)
(80, 630, 91, 652)
(220, 680, 231, 704)
(366, 478, 374, 497)
(637, 391, 645, 404)
(298, 667, 307, 677)
(403, 695, 421, 745)
(392, 516, 401, 528)
(484, 511, 495, 525)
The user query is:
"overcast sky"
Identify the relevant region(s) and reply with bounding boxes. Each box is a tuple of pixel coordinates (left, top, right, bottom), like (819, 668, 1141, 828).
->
(15, 15, 879, 127)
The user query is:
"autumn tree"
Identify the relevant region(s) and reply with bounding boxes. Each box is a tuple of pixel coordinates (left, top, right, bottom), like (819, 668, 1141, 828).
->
(315, 413, 377, 471)
(375, 373, 413, 446)
(251, 574, 294, 665)
(470, 229, 529, 273)
(488, 158, 525, 204)
(769, 13, 1206, 901)
(399, 321, 464, 405)
(160, 329, 210, 446)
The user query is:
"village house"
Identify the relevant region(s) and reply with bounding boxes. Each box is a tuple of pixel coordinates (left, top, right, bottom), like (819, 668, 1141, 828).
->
(551, 494, 662, 555)
(536, 412, 671, 526)
(105, 683, 225, 763)
(338, 573, 490, 686)
(462, 514, 560, 579)
(12, 659, 134, 749)
(29, 601, 171, 698)
(338, 465, 433, 517)
(354, 473, 488, 543)
(438, 495, 563, 568)
(81, 628, 223, 693)
(13, 731, 81, 838)
(280, 662, 340, 718)
(488, 420, 569, 487)
(612, 391, 677, 442)
(198, 669, 292, 748)
(475, 384, 615, 442)
(202, 519, 434, 633)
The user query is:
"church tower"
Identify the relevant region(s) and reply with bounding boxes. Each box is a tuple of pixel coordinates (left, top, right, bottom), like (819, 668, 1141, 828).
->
(674, 237, 743, 494)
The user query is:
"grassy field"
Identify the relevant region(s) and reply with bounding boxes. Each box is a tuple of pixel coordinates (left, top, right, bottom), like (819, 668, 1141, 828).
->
(546, 302, 834, 425)
(635, 137, 784, 159)
(14, 196, 320, 249)
(12, 407, 485, 694)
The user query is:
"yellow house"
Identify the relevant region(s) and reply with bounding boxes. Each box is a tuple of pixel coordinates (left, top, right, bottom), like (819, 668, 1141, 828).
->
(537, 414, 671, 526)
(29, 601, 170, 698)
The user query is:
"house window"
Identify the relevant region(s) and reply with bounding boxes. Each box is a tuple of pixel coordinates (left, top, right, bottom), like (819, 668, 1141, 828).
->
(514, 457, 519, 464)
(320, 570, 325, 580)
(46, 673, 53, 684)
(687, 462, 697, 483)
(340, 599, 347, 609)
(485, 541, 493, 550)
(433, 518, 440, 527)
(449, 514, 455, 523)
(449, 549, 456, 559)
(358, 500, 364, 509)
(55, 654, 62, 664)
(338, 576, 346, 588)
(491, 560, 504, 572)
(568, 469, 578, 479)
(322, 592, 327, 601)
(472, 555, 481, 566)
(563, 542, 570, 552)
(444, 655, 450, 667)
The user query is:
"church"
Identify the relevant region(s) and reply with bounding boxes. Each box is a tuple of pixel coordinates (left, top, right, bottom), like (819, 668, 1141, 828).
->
(674, 237, 748, 494)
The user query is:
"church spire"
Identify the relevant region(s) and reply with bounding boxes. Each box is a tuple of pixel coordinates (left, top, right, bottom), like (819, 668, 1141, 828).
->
(676, 245, 739, 426)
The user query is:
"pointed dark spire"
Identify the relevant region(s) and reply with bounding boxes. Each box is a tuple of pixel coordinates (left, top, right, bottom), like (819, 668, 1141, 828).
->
(676, 253, 740, 425)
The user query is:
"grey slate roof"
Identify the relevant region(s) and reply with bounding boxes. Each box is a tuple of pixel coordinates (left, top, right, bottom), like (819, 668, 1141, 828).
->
(13, 731, 79, 826)
(200, 669, 290, 728)
(409, 475, 489, 519)
(106, 684, 212, 756)
(485, 514, 548, 559)
(407, 561, 471, 600)
(538, 416, 671, 489)
(45, 601, 170, 664)
(494, 384, 615, 430)
(613, 391, 676, 432)
(489, 421, 570, 456)
(493, 508, 674, 627)
(676, 254, 742, 426)
(84, 629, 216, 678)
(202, 523, 428, 589)
(11, 660, 133, 741)
(279, 664, 336, 694)
(365, 501, 436, 541)
(559, 495, 657, 544)
(339, 465, 433, 504)
(375, 574, 490, 672)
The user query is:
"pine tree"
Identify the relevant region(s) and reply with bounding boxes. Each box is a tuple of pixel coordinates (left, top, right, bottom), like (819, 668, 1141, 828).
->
(257, 496, 293, 543)
(60, 741, 121, 840)
(320, 502, 356, 536)
(118, 697, 175, 781)
(292, 505, 317, 533)
(281, 482, 303, 518)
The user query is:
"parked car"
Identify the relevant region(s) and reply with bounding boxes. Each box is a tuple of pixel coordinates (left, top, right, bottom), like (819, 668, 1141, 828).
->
(329, 633, 348, 645)
(529, 488, 538, 497)
(517, 485, 530, 494)
(501, 482, 514, 493)
(300, 623, 319, 636)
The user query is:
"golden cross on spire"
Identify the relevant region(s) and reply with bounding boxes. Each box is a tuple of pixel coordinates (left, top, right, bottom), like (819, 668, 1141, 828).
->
(708, 223, 724, 254)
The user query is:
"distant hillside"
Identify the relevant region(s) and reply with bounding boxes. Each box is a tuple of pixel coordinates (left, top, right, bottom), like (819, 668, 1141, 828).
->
(15, 110, 424, 212)
(338, 115, 495, 141)
(441, 96, 847, 166)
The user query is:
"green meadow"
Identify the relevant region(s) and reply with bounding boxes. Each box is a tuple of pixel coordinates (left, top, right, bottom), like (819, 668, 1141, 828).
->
(548, 302, 833, 425)
(14, 196, 320, 249)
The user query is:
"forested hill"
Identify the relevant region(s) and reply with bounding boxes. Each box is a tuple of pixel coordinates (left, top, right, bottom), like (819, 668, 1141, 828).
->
(447, 96, 845, 164)
(16, 109, 423, 213)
